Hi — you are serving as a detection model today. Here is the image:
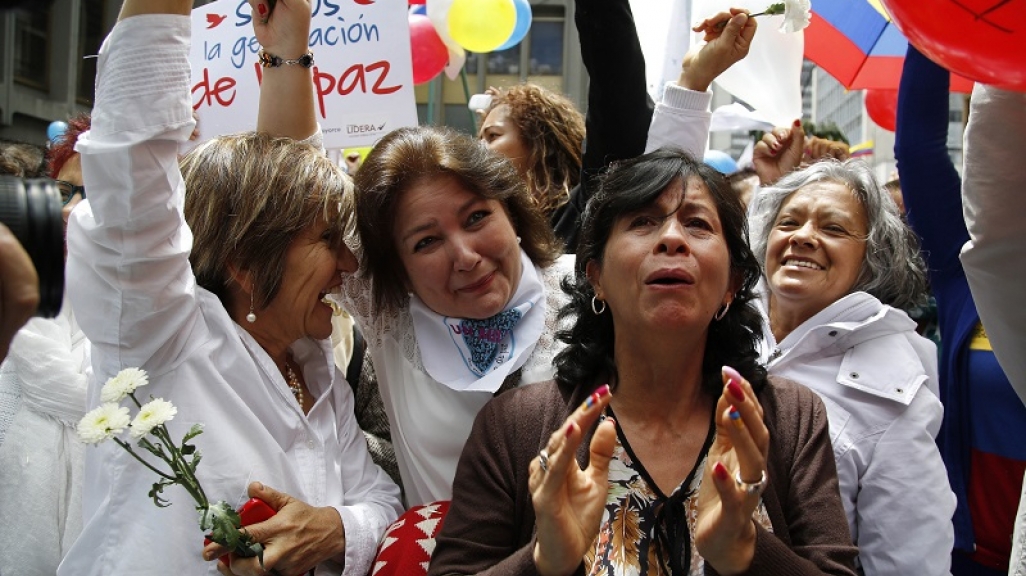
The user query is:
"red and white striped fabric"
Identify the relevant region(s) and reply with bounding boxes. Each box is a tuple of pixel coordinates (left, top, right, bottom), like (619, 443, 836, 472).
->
(371, 501, 450, 576)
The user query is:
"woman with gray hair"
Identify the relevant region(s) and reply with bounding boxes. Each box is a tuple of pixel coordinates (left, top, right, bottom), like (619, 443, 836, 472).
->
(748, 158, 955, 575)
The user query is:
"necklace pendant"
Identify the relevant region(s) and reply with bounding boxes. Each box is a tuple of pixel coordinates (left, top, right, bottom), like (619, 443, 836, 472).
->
(284, 361, 304, 407)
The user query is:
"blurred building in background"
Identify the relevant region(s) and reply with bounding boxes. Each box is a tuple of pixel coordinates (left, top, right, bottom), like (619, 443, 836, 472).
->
(6, 0, 963, 181)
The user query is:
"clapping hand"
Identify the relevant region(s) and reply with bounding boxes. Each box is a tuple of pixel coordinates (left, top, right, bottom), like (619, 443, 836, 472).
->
(695, 367, 770, 575)
(528, 384, 616, 576)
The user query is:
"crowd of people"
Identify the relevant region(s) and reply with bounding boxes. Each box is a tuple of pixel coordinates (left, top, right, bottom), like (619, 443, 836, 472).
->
(0, 0, 1024, 574)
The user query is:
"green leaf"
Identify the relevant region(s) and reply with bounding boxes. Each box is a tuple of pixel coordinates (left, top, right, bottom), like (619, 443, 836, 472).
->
(764, 2, 785, 15)
(201, 502, 266, 559)
(181, 444, 196, 455)
(148, 478, 174, 507)
(137, 437, 168, 460)
(182, 423, 204, 444)
(189, 450, 203, 473)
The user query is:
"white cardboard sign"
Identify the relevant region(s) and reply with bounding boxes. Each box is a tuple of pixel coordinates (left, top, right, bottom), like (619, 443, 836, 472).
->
(189, 0, 418, 148)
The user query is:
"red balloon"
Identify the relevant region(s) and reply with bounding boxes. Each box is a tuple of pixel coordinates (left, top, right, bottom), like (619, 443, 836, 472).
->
(409, 15, 448, 85)
(865, 89, 898, 132)
(408, 0, 425, 4)
(881, 0, 1026, 91)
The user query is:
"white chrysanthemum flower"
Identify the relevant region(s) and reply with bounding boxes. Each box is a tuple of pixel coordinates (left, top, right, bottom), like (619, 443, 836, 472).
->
(101, 367, 150, 403)
(78, 403, 131, 444)
(781, 0, 811, 33)
(129, 398, 178, 439)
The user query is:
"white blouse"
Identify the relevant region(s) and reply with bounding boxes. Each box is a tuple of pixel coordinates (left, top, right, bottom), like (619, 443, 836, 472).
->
(61, 14, 401, 576)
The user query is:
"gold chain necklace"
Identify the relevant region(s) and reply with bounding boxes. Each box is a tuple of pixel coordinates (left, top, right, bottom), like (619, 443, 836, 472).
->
(283, 359, 304, 407)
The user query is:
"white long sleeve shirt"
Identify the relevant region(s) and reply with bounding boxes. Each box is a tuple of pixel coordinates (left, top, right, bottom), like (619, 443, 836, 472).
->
(758, 291, 955, 576)
(60, 14, 401, 576)
(645, 82, 713, 157)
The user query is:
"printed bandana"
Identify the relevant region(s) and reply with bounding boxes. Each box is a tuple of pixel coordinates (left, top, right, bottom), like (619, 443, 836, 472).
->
(410, 249, 545, 393)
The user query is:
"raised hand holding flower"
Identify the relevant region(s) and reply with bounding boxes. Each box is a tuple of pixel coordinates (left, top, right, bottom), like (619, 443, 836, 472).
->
(709, 1, 811, 34)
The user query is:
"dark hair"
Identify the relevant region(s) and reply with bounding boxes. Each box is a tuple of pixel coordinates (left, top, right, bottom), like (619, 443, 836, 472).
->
(353, 125, 561, 315)
(481, 84, 585, 217)
(48, 113, 91, 179)
(555, 148, 767, 396)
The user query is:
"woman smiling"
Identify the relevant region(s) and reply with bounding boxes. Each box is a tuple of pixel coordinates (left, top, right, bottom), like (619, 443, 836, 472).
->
(749, 159, 955, 575)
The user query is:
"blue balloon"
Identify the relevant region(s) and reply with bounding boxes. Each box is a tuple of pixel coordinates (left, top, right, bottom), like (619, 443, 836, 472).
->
(704, 149, 738, 175)
(47, 120, 68, 143)
(410, 4, 426, 15)
(494, 0, 531, 51)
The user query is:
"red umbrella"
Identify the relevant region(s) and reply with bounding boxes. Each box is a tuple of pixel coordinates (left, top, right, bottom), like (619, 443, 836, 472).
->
(805, 0, 974, 93)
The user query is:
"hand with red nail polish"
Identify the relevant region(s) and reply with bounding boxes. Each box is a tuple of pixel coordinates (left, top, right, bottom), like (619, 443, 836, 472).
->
(692, 367, 770, 575)
(753, 120, 806, 186)
(528, 385, 616, 576)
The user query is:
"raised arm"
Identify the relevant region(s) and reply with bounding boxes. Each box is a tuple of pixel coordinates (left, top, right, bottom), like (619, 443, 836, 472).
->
(575, 0, 653, 178)
(645, 10, 756, 157)
(894, 46, 967, 288)
(551, 0, 655, 250)
(250, 0, 317, 139)
(960, 84, 1026, 403)
(67, 0, 198, 373)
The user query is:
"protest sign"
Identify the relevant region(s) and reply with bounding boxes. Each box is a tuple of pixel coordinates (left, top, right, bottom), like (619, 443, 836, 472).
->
(189, 0, 418, 148)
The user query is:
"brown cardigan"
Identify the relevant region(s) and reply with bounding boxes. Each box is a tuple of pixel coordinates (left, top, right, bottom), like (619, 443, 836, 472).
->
(428, 377, 858, 576)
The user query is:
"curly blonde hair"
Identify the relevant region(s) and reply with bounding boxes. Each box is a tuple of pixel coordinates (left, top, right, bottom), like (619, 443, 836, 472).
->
(480, 84, 585, 217)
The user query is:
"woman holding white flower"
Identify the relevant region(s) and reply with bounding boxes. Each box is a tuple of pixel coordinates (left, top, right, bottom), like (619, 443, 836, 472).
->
(59, 0, 402, 575)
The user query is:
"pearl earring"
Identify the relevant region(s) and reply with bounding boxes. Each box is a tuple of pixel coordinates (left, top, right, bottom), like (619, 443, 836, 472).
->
(246, 291, 257, 323)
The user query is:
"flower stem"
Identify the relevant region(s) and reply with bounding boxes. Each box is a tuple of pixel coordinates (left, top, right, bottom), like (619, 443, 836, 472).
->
(714, 10, 771, 30)
(152, 424, 209, 507)
(113, 437, 177, 481)
(127, 391, 143, 410)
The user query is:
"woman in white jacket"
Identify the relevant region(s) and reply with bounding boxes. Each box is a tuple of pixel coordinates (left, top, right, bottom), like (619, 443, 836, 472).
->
(748, 159, 955, 575)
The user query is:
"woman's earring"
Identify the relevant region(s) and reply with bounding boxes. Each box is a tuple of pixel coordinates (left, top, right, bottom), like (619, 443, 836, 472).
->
(714, 301, 731, 321)
(516, 236, 522, 245)
(246, 291, 257, 323)
(591, 296, 607, 315)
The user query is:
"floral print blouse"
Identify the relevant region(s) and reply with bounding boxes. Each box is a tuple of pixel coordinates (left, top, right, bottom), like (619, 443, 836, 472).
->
(583, 418, 773, 576)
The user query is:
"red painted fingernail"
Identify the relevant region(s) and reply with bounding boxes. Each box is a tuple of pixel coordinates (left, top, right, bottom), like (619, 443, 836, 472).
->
(257, 3, 267, 15)
(794, 119, 802, 127)
(713, 461, 730, 481)
(723, 366, 745, 402)
(566, 422, 576, 437)
(727, 381, 745, 402)
(595, 383, 610, 398)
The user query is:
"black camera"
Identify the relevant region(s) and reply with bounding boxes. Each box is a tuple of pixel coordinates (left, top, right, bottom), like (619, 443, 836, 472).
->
(0, 175, 65, 317)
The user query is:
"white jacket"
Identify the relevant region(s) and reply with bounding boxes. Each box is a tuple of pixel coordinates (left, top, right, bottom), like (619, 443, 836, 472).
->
(759, 291, 955, 576)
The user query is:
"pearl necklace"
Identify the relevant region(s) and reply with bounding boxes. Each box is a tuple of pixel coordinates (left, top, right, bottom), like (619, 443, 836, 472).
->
(284, 360, 304, 407)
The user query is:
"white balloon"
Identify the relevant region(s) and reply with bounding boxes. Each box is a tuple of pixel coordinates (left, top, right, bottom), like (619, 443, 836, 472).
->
(426, 0, 467, 80)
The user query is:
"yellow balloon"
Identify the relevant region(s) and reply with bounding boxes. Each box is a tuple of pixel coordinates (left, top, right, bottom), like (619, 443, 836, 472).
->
(448, 0, 517, 53)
